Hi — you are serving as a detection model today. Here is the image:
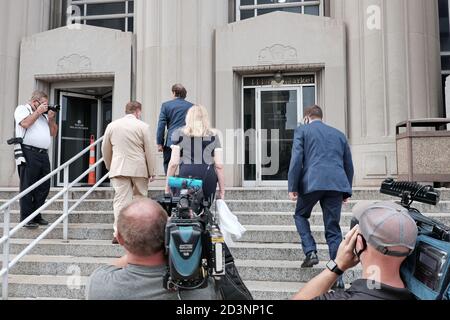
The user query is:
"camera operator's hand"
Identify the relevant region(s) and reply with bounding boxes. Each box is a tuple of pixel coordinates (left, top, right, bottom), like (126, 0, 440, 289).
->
(47, 110, 56, 120)
(334, 225, 360, 272)
(36, 103, 48, 115)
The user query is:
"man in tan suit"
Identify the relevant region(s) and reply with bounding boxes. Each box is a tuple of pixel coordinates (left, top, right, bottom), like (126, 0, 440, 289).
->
(102, 101, 155, 244)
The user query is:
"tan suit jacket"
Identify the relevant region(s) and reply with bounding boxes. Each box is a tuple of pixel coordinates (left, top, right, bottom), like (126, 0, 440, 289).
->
(102, 115, 154, 179)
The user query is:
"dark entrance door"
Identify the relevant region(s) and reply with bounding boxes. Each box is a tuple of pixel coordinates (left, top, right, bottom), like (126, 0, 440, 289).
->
(57, 92, 99, 185)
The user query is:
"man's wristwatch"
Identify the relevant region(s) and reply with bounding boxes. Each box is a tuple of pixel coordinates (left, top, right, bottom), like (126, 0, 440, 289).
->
(326, 260, 344, 275)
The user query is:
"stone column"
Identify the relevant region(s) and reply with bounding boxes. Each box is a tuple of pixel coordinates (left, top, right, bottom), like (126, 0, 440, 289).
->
(0, 0, 51, 187)
(135, 0, 228, 179)
(332, 0, 442, 186)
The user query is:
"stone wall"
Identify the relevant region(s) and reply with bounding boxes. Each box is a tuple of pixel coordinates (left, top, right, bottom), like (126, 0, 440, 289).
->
(134, 0, 229, 178)
(0, 0, 52, 187)
(332, 0, 442, 186)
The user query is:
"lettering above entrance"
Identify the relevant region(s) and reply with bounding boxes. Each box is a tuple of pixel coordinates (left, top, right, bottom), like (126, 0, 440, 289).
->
(57, 54, 92, 73)
(258, 44, 298, 65)
(243, 75, 315, 87)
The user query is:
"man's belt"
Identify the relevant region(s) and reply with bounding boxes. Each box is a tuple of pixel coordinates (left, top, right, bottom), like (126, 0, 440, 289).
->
(22, 144, 48, 154)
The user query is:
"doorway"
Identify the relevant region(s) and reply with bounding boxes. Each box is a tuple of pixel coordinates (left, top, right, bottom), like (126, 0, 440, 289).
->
(56, 90, 112, 186)
(242, 74, 317, 187)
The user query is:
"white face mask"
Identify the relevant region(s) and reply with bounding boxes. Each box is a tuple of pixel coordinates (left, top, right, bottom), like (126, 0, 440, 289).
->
(135, 111, 142, 120)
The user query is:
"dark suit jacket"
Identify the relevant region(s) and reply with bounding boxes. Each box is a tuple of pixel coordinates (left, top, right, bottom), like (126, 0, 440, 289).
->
(156, 98, 193, 147)
(288, 121, 354, 198)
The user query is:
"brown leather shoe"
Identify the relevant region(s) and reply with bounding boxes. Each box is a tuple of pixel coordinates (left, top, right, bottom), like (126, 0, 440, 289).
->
(112, 237, 119, 244)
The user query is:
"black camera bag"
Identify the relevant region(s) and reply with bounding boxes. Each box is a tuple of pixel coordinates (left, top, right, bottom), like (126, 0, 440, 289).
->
(216, 244, 253, 300)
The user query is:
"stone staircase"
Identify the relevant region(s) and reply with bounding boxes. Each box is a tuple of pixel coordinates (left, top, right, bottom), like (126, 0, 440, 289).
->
(1, 188, 450, 300)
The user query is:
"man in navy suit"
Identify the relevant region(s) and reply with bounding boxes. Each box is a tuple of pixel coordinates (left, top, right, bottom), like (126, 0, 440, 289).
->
(288, 105, 354, 286)
(156, 84, 193, 174)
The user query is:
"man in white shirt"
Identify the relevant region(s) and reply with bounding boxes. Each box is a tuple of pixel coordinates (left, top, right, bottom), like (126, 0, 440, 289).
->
(14, 91, 58, 229)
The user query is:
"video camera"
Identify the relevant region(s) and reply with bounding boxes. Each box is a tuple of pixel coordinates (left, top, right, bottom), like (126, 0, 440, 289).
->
(351, 179, 450, 300)
(157, 177, 226, 291)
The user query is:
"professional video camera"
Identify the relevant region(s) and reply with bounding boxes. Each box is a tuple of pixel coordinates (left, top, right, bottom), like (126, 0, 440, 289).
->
(157, 177, 226, 291)
(352, 179, 450, 300)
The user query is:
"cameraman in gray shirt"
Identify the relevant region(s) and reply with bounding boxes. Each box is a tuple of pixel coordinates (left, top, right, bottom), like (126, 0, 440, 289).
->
(86, 198, 220, 300)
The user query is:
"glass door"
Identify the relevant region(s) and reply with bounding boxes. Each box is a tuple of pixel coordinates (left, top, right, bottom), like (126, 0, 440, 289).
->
(99, 92, 113, 183)
(242, 75, 317, 187)
(257, 88, 301, 186)
(57, 92, 100, 185)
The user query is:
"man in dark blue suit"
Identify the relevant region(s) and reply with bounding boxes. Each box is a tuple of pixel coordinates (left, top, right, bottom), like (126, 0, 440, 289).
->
(156, 84, 193, 174)
(288, 105, 354, 283)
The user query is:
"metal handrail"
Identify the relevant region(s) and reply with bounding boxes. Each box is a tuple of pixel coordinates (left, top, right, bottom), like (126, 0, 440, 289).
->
(0, 137, 104, 213)
(1, 136, 108, 300)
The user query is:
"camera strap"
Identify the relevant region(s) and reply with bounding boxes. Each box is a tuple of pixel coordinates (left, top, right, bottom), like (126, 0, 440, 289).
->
(20, 105, 33, 141)
(202, 165, 212, 182)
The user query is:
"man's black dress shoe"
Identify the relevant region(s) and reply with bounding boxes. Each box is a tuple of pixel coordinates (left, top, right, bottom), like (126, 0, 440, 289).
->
(301, 252, 319, 268)
(34, 218, 49, 226)
(24, 222, 39, 229)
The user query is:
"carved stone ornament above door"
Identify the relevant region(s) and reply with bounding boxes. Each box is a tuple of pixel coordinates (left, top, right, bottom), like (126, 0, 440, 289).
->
(57, 54, 92, 73)
(258, 44, 298, 65)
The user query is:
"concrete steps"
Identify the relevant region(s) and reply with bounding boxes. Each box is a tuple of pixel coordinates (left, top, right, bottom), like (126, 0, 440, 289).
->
(3, 210, 450, 226)
(1, 275, 87, 300)
(9, 239, 125, 258)
(1, 187, 450, 201)
(1, 223, 114, 240)
(1, 187, 449, 300)
(245, 281, 304, 300)
(0, 223, 344, 243)
(3, 198, 450, 214)
(7, 239, 327, 261)
(1, 276, 303, 301)
(7, 255, 361, 284)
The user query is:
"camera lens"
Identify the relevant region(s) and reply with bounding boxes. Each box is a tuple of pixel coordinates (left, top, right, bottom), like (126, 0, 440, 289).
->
(179, 197, 190, 208)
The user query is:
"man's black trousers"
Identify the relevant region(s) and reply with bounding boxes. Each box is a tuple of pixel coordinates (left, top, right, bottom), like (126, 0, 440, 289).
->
(18, 148, 51, 222)
(163, 146, 172, 175)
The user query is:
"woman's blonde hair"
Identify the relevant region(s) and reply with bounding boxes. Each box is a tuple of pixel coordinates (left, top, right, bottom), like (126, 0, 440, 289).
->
(183, 105, 214, 137)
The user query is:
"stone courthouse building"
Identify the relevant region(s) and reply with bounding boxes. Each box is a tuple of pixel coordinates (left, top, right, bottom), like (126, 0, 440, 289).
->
(0, 0, 448, 188)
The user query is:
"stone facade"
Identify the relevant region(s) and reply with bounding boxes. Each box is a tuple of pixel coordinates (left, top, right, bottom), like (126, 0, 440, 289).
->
(134, 0, 229, 176)
(0, 0, 52, 186)
(0, 0, 443, 187)
(333, 0, 442, 186)
(215, 12, 347, 186)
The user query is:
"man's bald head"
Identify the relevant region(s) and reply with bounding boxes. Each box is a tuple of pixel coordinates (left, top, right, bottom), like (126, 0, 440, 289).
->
(117, 199, 168, 257)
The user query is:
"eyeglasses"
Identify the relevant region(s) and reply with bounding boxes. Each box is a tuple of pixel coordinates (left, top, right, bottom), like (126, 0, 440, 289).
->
(354, 233, 368, 260)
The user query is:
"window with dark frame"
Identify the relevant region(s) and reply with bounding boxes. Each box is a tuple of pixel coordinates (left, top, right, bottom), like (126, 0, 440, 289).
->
(66, 0, 134, 32)
(439, 0, 450, 117)
(237, 0, 322, 21)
